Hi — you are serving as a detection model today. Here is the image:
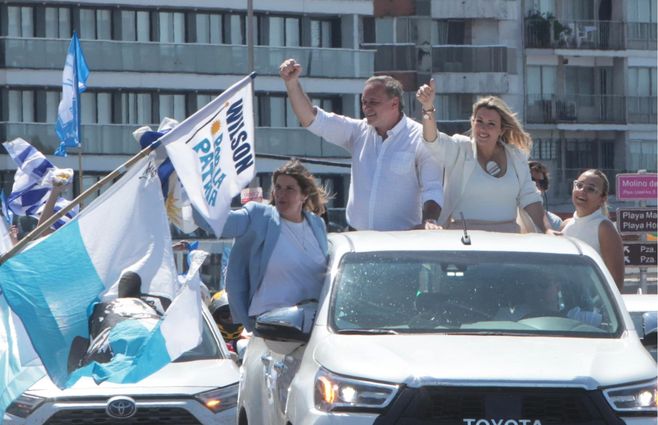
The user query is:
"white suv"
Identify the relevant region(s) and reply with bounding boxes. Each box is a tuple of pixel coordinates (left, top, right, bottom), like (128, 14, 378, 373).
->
(238, 230, 657, 424)
(4, 306, 239, 425)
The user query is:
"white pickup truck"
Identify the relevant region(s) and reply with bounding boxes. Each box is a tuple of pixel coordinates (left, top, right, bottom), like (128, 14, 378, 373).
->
(238, 230, 657, 424)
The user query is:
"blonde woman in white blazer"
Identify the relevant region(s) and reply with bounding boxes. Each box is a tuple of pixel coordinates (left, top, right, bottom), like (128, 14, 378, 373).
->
(416, 79, 550, 233)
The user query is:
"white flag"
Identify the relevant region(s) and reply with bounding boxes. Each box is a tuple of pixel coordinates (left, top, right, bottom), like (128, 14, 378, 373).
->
(160, 74, 256, 236)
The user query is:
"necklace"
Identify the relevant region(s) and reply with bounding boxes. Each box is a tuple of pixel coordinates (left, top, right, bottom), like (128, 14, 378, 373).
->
(282, 218, 307, 251)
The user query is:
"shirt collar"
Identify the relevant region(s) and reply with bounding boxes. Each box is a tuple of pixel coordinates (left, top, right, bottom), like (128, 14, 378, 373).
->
(384, 114, 407, 139)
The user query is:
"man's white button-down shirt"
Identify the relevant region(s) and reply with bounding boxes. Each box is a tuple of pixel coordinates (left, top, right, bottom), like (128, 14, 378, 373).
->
(307, 107, 444, 231)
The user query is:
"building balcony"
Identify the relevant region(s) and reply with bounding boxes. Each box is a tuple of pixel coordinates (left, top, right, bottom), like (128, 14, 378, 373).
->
(627, 22, 658, 50)
(361, 43, 417, 73)
(526, 94, 627, 124)
(627, 96, 657, 124)
(525, 19, 630, 50)
(0, 37, 374, 79)
(0, 122, 349, 159)
(431, 0, 516, 20)
(432, 46, 516, 73)
(434, 73, 509, 94)
(362, 43, 516, 75)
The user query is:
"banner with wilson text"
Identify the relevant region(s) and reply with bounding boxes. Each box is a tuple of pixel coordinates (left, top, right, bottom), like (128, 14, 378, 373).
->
(160, 74, 256, 236)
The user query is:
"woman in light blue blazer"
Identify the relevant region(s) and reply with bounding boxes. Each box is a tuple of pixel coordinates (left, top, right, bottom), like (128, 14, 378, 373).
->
(222, 160, 329, 331)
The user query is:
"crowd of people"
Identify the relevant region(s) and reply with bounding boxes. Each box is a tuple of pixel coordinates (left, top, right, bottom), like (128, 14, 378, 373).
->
(6, 57, 626, 348)
(207, 58, 626, 341)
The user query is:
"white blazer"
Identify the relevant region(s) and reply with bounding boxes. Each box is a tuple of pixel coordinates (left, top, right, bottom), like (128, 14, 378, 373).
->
(425, 132, 542, 226)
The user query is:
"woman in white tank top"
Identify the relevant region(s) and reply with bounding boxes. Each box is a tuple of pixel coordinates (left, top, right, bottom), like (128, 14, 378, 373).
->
(561, 169, 625, 290)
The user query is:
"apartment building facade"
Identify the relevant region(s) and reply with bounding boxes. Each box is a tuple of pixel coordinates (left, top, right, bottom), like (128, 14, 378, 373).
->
(366, 0, 656, 211)
(0, 0, 656, 218)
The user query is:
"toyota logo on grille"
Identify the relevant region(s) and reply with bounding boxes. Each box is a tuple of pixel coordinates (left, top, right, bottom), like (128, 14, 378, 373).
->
(106, 396, 137, 419)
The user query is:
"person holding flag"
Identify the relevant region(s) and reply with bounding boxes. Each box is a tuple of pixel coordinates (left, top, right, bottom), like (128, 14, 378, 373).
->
(3, 138, 77, 231)
(55, 32, 89, 157)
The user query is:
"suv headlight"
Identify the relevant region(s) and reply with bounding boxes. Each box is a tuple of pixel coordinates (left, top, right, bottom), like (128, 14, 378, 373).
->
(603, 380, 657, 413)
(195, 383, 239, 413)
(314, 367, 399, 412)
(6, 393, 45, 418)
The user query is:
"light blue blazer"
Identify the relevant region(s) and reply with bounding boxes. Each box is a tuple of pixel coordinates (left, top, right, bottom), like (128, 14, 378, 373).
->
(221, 202, 328, 331)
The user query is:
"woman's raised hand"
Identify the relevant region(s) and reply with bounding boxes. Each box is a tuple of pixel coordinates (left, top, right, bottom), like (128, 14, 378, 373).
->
(416, 78, 436, 110)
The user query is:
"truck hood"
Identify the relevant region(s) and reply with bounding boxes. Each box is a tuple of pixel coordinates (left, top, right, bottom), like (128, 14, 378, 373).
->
(26, 359, 239, 397)
(314, 332, 656, 389)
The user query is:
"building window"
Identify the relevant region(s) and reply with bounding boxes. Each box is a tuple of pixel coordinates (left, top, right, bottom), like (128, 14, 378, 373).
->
(46, 91, 59, 123)
(435, 94, 474, 121)
(7, 90, 36, 122)
(195, 12, 224, 44)
(158, 94, 186, 122)
(136, 11, 150, 42)
(565, 67, 595, 106)
(527, 65, 556, 96)
(119, 92, 155, 124)
(362, 16, 375, 44)
(158, 11, 185, 43)
(433, 20, 468, 45)
(375, 17, 394, 43)
(628, 67, 657, 96)
(525, 0, 556, 15)
(227, 14, 245, 45)
(563, 0, 595, 20)
(627, 0, 656, 24)
(261, 16, 300, 47)
(629, 141, 658, 172)
(97, 9, 112, 39)
(531, 139, 558, 160)
(120, 10, 136, 41)
(311, 19, 336, 47)
(7, 6, 35, 37)
(45, 7, 71, 38)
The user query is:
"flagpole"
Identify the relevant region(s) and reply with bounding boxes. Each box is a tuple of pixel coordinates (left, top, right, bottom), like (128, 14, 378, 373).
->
(0, 143, 158, 265)
(75, 33, 84, 203)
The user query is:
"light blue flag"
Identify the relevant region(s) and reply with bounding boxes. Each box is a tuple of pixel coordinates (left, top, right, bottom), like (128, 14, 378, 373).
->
(54, 32, 89, 157)
(0, 156, 183, 389)
(68, 250, 205, 385)
(0, 293, 46, 422)
(1, 192, 14, 226)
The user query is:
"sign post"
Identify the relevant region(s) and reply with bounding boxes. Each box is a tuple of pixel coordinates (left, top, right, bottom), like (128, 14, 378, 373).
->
(616, 172, 658, 293)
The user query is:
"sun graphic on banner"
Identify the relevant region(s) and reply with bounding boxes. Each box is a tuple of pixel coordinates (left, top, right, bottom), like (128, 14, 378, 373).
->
(211, 120, 221, 135)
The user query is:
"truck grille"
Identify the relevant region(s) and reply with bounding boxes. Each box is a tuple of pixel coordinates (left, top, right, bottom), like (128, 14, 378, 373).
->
(375, 386, 622, 425)
(44, 407, 202, 425)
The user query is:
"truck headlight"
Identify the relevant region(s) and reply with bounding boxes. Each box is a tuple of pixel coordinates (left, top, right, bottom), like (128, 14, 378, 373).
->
(6, 393, 45, 418)
(195, 383, 239, 413)
(314, 367, 399, 412)
(603, 380, 657, 413)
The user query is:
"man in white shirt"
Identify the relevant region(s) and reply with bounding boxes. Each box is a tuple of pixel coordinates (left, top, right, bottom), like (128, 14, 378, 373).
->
(279, 58, 443, 231)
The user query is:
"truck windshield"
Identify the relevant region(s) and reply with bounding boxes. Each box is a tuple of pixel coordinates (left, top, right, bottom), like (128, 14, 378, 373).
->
(330, 251, 621, 337)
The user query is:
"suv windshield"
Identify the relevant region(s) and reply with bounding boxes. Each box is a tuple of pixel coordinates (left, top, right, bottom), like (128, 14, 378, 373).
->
(331, 251, 621, 337)
(175, 314, 223, 362)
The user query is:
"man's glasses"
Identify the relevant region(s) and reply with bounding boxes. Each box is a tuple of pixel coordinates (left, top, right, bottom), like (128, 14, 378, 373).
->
(572, 180, 601, 194)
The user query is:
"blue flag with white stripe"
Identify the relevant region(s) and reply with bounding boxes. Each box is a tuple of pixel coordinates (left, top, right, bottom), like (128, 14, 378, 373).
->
(3, 138, 77, 230)
(55, 32, 89, 157)
(0, 156, 189, 389)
